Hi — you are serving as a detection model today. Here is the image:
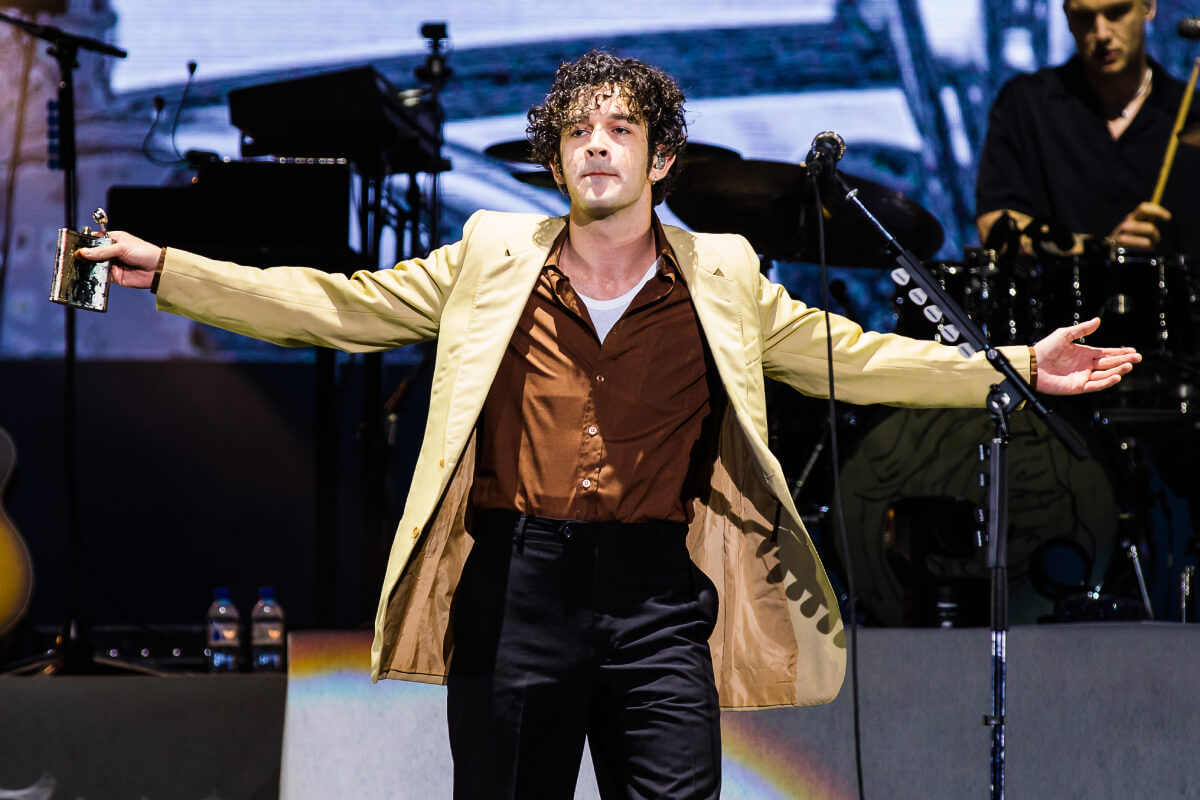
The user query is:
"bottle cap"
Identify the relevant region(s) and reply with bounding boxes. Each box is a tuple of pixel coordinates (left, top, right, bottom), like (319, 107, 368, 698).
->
(214, 586, 232, 600)
(258, 586, 275, 600)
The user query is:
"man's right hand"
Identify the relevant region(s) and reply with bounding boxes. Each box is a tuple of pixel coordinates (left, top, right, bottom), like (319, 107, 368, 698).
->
(1109, 202, 1171, 251)
(76, 230, 162, 290)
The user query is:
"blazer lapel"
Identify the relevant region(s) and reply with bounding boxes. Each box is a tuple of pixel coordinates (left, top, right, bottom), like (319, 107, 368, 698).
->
(440, 217, 562, 461)
(667, 227, 748, 407)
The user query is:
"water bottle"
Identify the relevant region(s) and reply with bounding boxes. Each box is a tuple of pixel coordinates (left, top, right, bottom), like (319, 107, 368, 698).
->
(251, 586, 286, 672)
(206, 587, 240, 673)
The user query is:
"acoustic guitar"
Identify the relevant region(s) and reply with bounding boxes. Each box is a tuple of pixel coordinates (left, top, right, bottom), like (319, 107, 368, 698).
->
(0, 427, 33, 636)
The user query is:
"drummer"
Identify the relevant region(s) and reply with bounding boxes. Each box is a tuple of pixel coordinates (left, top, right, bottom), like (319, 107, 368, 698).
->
(976, 0, 1200, 257)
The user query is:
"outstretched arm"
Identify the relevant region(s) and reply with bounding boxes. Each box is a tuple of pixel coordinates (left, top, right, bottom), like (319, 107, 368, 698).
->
(75, 213, 486, 351)
(1032, 317, 1140, 395)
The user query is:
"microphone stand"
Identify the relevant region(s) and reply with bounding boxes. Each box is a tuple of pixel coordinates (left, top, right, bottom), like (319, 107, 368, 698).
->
(0, 13, 163, 676)
(817, 165, 1089, 800)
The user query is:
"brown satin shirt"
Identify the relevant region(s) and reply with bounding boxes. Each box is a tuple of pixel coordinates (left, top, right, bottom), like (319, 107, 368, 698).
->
(469, 216, 721, 523)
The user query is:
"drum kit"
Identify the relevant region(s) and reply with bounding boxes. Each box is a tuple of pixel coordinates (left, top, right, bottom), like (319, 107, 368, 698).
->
(486, 137, 1200, 627)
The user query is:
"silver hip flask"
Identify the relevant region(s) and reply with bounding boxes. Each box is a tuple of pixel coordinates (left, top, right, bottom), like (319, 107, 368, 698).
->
(50, 208, 112, 313)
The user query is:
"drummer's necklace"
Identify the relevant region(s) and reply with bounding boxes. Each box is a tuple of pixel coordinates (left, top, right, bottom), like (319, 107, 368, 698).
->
(1117, 67, 1153, 119)
(1107, 67, 1152, 138)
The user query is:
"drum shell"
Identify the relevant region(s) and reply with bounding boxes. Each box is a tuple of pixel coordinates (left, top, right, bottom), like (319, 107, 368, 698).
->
(894, 248, 1023, 345)
(1031, 251, 1197, 358)
(1029, 252, 1200, 410)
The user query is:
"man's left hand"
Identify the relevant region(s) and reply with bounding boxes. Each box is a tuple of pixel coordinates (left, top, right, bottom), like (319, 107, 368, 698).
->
(1033, 317, 1140, 395)
(1109, 202, 1171, 251)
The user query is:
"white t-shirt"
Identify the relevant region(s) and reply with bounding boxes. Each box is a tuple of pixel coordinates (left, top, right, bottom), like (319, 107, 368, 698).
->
(575, 259, 660, 343)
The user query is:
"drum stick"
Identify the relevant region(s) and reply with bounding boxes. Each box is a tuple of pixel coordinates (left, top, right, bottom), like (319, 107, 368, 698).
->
(1151, 57, 1200, 205)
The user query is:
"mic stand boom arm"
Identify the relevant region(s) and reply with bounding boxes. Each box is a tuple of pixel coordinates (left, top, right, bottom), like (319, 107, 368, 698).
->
(826, 171, 1087, 460)
(0, 11, 128, 61)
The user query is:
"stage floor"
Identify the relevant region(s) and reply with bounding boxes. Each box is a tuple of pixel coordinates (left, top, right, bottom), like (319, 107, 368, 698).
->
(2, 624, 1197, 799)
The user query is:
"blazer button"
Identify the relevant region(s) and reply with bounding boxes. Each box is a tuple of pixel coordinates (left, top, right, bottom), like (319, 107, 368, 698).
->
(411, 526, 421, 540)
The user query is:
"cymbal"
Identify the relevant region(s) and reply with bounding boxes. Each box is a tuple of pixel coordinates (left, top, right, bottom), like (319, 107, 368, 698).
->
(485, 140, 539, 163)
(666, 159, 944, 266)
(512, 170, 560, 191)
(486, 139, 742, 165)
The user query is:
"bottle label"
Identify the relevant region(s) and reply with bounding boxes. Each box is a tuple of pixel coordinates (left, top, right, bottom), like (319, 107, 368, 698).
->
(208, 620, 239, 648)
(252, 621, 284, 647)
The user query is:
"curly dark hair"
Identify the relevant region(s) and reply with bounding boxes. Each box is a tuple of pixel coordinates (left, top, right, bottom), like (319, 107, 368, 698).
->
(526, 50, 688, 206)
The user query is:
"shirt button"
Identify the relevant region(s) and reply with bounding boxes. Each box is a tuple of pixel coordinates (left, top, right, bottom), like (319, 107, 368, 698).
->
(581, 478, 592, 489)
(595, 374, 605, 383)
(587, 425, 598, 436)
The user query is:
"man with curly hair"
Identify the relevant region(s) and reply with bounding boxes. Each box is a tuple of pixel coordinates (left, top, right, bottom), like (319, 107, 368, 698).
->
(83, 49, 1138, 799)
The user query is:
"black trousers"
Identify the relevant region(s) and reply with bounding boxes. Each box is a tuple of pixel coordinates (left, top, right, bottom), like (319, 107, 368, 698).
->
(447, 512, 722, 800)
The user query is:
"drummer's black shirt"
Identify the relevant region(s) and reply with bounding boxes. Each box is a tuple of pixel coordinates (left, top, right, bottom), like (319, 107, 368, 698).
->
(976, 56, 1200, 257)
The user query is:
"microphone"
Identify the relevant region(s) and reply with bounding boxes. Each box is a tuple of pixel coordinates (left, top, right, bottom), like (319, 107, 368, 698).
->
(1179, 17, 1200, 39)
(805, 131, 845, 177)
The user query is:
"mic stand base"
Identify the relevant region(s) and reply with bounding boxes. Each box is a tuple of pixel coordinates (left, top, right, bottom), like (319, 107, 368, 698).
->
(1, 617, 170, 676)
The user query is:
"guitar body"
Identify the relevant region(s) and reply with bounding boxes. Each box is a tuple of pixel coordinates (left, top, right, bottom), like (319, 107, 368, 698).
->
(0, 427, 33, 636)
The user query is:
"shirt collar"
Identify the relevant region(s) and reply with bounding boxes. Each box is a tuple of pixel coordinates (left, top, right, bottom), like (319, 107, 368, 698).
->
(543, 212, 680, 277)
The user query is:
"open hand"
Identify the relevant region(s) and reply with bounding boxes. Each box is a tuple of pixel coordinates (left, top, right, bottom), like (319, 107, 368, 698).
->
(1033, 317, 1140, 395)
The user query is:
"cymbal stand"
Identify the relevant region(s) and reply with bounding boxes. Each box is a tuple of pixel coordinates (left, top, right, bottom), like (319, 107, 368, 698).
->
(823, 167, 1090, 800)
(1180, 566, 1193, 622)
(363, 23, 453, 621)
(789, 421, 829, 503)
(1126, 542, 1154, 619)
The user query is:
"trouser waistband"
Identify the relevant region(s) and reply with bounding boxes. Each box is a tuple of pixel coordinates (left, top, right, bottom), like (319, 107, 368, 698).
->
(470, 509, 688, 545)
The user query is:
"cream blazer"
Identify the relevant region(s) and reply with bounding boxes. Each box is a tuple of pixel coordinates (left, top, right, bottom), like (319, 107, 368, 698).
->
(157, 210, 1030, 709)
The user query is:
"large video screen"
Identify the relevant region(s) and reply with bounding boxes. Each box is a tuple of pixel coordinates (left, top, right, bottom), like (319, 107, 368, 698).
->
(0, 0, 1195, 358)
